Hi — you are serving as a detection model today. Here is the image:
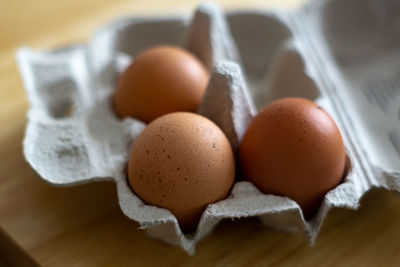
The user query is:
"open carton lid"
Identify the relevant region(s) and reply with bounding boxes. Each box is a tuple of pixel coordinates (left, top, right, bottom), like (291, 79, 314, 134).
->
(295, 0, 400, 188)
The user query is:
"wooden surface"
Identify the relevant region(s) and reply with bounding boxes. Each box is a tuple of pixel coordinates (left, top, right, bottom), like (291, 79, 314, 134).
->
(1, 0, 400, 266)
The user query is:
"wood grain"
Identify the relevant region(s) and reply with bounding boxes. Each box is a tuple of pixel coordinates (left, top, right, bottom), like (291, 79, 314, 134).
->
(0, 228, 40, 267)
(1, 0, 400, 266)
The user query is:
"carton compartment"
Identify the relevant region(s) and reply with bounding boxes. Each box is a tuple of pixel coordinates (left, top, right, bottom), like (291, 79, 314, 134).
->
(228, 12, 321, 110)
(108, 19, 186, 61)
(228, 12, 291, 80)
(34, 63, 76, 118)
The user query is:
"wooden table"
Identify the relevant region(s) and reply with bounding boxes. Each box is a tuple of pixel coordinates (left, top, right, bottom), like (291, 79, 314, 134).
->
(1, 0, 400, 266)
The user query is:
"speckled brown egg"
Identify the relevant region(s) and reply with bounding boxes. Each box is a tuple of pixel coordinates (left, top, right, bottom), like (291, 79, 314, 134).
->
(128, 112, 235, 232)
(114, 46, 209, 123)
(239, 98, 346, 218)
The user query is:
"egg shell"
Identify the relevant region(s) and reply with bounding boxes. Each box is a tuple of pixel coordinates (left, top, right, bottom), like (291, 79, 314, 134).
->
(239, 98, 346, 218)
(128, 112, 235, 232)
(114, 46, 209, 123)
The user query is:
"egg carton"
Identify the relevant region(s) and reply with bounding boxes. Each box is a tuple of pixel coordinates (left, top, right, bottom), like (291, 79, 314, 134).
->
(17, 0, 400, 255)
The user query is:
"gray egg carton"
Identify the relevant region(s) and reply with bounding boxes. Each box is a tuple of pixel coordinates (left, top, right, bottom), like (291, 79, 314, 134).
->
(17, 0, 400, 255)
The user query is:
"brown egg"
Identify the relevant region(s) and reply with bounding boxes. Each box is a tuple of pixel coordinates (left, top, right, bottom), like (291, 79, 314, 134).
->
(128, 112, 235, 232)
(114, 46, 209, 123)
(239, 98, 346, 218)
